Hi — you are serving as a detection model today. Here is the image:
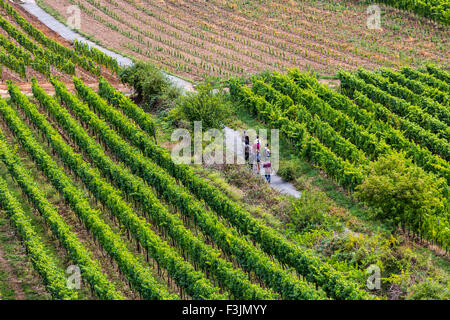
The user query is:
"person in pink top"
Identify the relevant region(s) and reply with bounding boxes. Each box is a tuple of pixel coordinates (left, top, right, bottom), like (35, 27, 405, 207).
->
(263, 160, 272, 183)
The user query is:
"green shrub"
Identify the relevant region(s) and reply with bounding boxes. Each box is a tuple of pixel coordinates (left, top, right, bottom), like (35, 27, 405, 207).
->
(407, 279, 450, 300)
(173, 84, 231, 130)
(278, 161, 296, 182)
(119, 61, 180, 109)
(355, 153, 447, 235)
(288, 190, 338, 233)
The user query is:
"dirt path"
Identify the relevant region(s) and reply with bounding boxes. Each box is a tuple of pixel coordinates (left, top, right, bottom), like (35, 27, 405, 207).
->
(0, 244, 26, 300)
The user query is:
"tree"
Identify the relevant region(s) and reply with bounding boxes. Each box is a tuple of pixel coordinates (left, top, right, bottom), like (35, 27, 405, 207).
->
(119, 61, 179, 108)
(355, 152, 446, 234)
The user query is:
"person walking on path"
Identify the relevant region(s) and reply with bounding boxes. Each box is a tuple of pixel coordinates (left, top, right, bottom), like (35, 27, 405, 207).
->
(264, 143, 270, 160)
(254, 135, 260, 152)
(250, 138, 258, 169)
(244, 131, 250, 163)
(256, 150, 261, 174)
(263, 143, 272, 183)
(263, 160, 272, 183)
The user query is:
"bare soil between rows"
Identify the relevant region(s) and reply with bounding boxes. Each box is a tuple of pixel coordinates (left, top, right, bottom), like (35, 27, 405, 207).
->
(37, 0, 449, 81)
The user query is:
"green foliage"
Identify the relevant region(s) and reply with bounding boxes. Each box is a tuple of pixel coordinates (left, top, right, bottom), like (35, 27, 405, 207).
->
(4, 83, 175, 300)
(402, 66, 450, 93)
(407, 279, 450, 300)
(0, 50, 26, 79)
(356, 68, 450, 128)
(256, 72, 369, 164)
(425, 64, 450, 85)
(69, 77, 325, 300)
(52, 78, 289, 300)
(339, 70, 450, 162)
(98, 77, 156, 138)
(0, 0, 107, 77)
(119, 61, 180, 108)
(175, 84, 232, 129)
(371, 0, 450, 25)
(229, 77, 365, 191)
(232, 68, 449, 249)
(379, 68, 449, 108)
(19, 80, 227, 300)
(277, 161, 297, 182)
(289, 190, 339, 233)
(73, 39, 119, 73)
(355, 153, 447, 234)
(0, 165, 78, 300)
(68, 75, 368, 299)
(345, 88, 450, 184)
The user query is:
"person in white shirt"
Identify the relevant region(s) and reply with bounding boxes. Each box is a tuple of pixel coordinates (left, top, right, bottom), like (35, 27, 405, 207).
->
(264, 143, 270, 161)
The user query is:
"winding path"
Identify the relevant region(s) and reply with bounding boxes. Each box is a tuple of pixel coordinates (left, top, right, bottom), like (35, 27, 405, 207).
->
(19, 0, 301, 198)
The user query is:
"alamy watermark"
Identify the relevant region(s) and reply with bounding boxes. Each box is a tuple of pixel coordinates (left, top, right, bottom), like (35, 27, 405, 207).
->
(66, 265, 81, 290)
(67, 5, 81, 30)
(366, 264, 381, 290)
(171, 122, 279, 176)
(367, 5, 382, 30)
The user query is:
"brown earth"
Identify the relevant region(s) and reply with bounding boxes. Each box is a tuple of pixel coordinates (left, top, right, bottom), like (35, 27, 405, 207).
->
(38, 0, 449, 81)
(0, 2, 124, 95)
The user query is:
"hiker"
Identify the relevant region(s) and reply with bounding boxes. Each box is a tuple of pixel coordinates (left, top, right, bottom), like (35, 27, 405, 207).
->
(263, 160, 272, 183)
(256, 150, 261, 174)
(244, 131, 250, 162)
(264, 143, 270, 160)
(251, 140, 258, 156)
(254, 135, 260, 152)
(244, 130, 250, 146)
(245, 143, 250, 162)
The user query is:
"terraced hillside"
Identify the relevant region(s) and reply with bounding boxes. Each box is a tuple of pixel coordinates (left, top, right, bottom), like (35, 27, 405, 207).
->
(0, 0, 122, 99)
(37, 0, 449, 80)
(0, 0, 447, 302)
(0, 73, 383, 299)
(229, 65, 450, 249)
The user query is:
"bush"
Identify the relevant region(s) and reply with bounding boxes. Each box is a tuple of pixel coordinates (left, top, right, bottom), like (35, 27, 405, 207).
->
(119, 61, 180, 109)
(173, 84, 231, 130)
(288, 190, 338, 233)
(278, 161, 296, 182)
(407, 279, 450, 300)
(355, 153, 447, 235)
